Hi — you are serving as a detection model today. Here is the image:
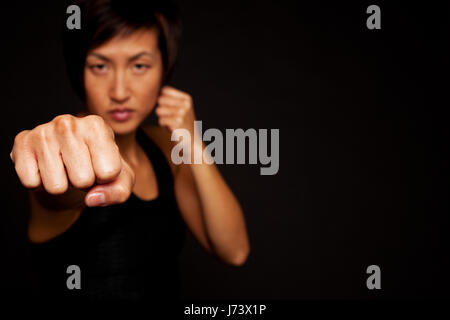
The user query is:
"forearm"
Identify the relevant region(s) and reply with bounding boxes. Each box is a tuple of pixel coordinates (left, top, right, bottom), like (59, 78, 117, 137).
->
(188, 142, 250, 265)
(27, 188, 86, 243)
(31, 186, 87, 211)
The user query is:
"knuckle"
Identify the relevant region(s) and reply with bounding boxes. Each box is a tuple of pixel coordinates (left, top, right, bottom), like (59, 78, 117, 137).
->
(32, 125, 53, 147)
(161, 86, 169, 93)
(97, 163, 121, 181)
(13, 130, 29, 147)
(84, 114, 105, 127)
(71, 172, 95, 189)
(84, 115, 112, 137)
(113, 142, 120, 154)
(53, 115, 76, 134)
(12, 131, 30, 159)
(111, 142, 120, 154)
(184, 94, 193, 104)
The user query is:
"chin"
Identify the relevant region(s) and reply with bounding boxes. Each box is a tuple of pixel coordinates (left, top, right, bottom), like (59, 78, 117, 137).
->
(108, 119, 141, 136)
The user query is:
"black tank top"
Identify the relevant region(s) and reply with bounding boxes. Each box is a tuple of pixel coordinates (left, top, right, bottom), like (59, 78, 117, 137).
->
(28, 127, 186, 304)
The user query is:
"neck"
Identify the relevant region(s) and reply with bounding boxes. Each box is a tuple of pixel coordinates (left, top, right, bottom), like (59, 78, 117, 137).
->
(115, 129, 140, 166)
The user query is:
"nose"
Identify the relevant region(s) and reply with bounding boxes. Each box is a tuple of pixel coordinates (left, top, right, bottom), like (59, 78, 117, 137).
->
(109, 69, 130, 104)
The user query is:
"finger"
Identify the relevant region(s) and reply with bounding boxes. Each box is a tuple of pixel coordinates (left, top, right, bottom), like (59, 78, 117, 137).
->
(158, 116, 183, 130)
(34, 138, 68, 195)
(12, 147, 41, 189)
(157, 95, 188, 110)
(155, 105, 182, 117)
(83, 119, 122, 184)
(85, 159, 135, 207)
(57, 132, 95, 189)
(161, 86, 191, 100)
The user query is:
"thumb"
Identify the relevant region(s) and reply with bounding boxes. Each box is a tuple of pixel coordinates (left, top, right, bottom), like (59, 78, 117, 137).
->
(84, 160, 135, 207)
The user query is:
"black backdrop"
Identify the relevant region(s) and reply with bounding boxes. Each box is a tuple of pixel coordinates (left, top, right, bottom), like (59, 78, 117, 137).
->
(1, 0, 449, 302)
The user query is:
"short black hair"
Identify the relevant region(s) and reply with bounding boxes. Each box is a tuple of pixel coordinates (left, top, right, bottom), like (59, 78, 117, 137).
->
(62, 0, 182, 101)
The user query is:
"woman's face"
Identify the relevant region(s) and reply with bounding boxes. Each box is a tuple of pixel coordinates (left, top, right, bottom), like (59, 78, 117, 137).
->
(84, 27, 163, 135)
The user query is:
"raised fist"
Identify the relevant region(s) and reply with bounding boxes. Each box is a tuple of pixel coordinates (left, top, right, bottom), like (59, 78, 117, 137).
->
(10, 114, 135, 207)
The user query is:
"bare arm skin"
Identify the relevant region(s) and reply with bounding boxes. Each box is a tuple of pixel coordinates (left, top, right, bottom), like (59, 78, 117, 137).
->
(150, 86, 251, 266)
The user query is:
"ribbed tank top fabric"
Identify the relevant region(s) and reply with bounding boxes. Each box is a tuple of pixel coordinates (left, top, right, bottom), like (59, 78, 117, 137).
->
(28, 127, 186, 306)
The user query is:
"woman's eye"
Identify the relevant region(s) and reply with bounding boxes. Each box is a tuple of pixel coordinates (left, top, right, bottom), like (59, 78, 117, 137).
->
(90, 64, 108, 74)
(133, 64, 150, 72)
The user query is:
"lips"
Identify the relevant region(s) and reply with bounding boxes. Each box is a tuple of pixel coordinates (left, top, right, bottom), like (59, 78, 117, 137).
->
(108, 108, 135, 122)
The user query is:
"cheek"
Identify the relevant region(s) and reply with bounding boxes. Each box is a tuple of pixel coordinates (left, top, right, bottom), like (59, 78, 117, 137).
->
(84, 72, 108, 112)
(134, 72, 163, 110)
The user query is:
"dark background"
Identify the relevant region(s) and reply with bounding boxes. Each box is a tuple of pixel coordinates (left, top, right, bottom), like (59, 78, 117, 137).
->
(1, 0, 449, 301)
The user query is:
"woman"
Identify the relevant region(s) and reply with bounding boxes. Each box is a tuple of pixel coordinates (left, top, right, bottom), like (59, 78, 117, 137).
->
(10, 0, 250, 303)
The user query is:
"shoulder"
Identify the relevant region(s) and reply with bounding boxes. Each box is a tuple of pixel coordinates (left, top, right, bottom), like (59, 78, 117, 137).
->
(141, 125, 179, 177)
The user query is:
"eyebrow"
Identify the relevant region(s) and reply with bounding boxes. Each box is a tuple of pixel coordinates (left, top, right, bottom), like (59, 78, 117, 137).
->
(87, 51, 155, 62)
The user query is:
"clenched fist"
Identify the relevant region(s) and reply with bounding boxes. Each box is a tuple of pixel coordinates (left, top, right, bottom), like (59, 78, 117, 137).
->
(10, 114, 135, 208)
